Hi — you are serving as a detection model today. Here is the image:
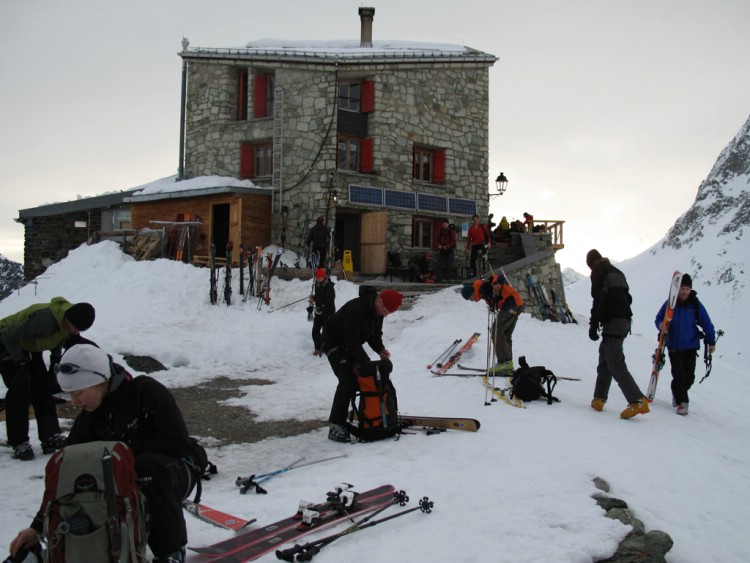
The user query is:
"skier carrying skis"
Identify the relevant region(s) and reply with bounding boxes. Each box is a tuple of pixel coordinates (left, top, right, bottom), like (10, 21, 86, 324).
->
(586, 249, 649, 420)
(654, 273, 716, 415)
(461, 274, 524, 375)
(321, 288, 404, 443)
(309, 268, 336, 356)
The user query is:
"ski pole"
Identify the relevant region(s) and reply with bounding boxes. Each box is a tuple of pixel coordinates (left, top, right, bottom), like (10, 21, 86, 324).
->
(236, 454, 347, 494)
(426, 339, 461, 370)
(268, 296, 310, 313)
(699, 329, 724, 383)
(276, 493, 432, 562)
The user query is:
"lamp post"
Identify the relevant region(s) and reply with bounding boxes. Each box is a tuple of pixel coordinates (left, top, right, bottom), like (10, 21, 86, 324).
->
(490, 172, 508, 198)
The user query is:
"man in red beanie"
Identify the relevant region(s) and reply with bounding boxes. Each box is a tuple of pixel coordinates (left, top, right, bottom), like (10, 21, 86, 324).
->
(321, 288, 403, 442)
(308, 268, 336, 356)
(0, 297, 95, 460)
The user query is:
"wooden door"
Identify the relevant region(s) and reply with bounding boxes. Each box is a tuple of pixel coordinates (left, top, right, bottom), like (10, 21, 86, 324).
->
(359, 211, 388, 274)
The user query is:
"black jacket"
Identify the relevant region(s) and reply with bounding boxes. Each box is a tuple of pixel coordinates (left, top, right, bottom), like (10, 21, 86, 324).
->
(307, 223, 329, 248)
(313, 280, 336, 317)
(589, 257, 632, 325)
(321, 293, 384, 366)
(67, 372, 195, 461)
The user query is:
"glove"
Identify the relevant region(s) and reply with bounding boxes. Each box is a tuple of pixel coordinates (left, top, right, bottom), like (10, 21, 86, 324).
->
(589, 325, 600, 342)
(378, 358, 394, 377)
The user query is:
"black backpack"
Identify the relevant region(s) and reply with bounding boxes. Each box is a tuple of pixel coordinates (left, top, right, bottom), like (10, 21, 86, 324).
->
(510, 356, 560, 404)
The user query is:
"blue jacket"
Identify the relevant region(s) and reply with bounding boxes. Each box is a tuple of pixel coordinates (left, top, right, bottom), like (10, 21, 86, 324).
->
(655, 291, 715, 351)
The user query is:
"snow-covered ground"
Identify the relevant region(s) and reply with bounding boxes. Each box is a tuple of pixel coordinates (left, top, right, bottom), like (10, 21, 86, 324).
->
(1, 242, 747, 562)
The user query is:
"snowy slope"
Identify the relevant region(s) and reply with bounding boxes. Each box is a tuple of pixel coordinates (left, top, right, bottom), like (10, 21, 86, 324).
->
(0, 242, 747, 563)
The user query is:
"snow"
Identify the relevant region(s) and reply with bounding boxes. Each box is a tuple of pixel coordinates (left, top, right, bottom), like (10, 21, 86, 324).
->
(0, 241, 747, 562)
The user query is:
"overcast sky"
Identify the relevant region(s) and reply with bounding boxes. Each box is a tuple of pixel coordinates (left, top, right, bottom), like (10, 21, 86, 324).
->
(1, 0, 748, 272)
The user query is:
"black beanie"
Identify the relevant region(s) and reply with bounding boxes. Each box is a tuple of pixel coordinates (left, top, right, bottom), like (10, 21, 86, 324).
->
(586, 249, 603, 269)
(680, 274, 692, 288)
(65, 303, 96, 331)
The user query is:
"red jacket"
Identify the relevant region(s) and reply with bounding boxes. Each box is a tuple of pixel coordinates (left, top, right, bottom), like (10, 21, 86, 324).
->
(434, 227, 456, 252)
(466, 223, 490, 249)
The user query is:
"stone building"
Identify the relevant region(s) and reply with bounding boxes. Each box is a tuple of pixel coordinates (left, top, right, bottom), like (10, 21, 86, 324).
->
(177, 7, 497, 273)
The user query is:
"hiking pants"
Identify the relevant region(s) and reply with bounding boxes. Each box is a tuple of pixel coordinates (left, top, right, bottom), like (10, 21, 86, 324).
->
(326, 350, 357, 426)
(0, 352, 61, 447)
(494, 307, 523, 363)
(593, 318, 643, 404)
(311, 314, 330, 352)
(136, 452, 192, 557)
(668, 348, 698, 404)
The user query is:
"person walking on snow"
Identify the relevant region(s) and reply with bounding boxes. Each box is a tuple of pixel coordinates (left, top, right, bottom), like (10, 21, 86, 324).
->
(654, 273, 716, 415)
(321, 288, 404, 443)
(309, 268, 336, 356)
(433, 219, 457, 282)
(0, 297, 95, 461)
(462, 274, 524, 375)
(306, 216, 330, 268)
(586, 249, 649, 420)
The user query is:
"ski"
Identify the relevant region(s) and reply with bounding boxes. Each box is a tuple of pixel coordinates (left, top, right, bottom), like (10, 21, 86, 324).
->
(189, 484, 396, 560)
(209, 243, 218, 305)
(257, 248, 284, 310)
(224, 241, 233, 306)
(456, 364, 486, 373)
(646, 270, 682, 402)
(398, 415, 480, 432)
(430, 332, 481, 375)
(275, 493, 433, 562)
(482, 376, 524, 408)
(238, 243, 245, 297)
(183, 500, 256, 531)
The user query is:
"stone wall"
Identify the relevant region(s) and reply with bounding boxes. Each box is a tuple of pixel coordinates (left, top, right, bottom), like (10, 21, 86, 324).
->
(22, 211, 101, 281)
(182, 59, 491, 263)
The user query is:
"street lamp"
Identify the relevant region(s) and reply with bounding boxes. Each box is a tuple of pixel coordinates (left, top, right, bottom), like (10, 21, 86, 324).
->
(494, 172, 508, 196)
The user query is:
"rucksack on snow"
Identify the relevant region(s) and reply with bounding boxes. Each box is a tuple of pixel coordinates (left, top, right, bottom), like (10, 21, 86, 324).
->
(41, 441, 149, 562)
(348, 360, 400, 441)
(510, 356, 560, 404)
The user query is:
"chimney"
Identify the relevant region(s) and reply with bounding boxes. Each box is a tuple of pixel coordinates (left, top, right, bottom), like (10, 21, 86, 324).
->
(358, 7, 375, 48)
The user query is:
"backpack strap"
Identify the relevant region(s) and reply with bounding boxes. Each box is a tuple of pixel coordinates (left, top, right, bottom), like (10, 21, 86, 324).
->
(541, 369, 560, 405)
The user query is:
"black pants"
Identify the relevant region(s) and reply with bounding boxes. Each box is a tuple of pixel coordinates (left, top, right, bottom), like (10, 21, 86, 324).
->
(668, 349, 698, 404)
(311, 315, 330, 352)
(469, 245, 485, 277)
(313, 245, 327, 268)
(135, 452, 193, 557)
(0, 352, 61, 447)
(326, 351, 357, 426)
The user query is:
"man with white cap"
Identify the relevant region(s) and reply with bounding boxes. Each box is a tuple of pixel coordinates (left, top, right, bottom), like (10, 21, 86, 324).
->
(0, 296, 95, 461)
(8, 343, 205, 563)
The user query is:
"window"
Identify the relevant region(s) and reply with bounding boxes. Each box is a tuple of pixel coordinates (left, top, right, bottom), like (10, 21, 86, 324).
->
(337, 136, 373, 173)
(240, 142, 273, 179)
(253, 73, 275, 118)
(413, 146, 446, 184)
(236, 68, 248, 121)
(413, 218, 435, 249)
(339, 81, 361, 112)
(338, 80, 374, 113)
(337, 135, 360, 171)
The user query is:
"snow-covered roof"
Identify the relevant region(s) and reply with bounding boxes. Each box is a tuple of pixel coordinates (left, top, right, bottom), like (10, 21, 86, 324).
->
(180, 39, 497, 65)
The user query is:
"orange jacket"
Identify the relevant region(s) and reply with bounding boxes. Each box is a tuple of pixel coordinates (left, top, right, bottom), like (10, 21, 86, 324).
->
(470, 275, 523, 310)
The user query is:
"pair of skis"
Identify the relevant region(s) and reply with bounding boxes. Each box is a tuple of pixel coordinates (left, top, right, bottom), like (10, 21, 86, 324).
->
(188, 485, 415, 562)
(428, 333, 481, 375)
(646, 270, 682, 402)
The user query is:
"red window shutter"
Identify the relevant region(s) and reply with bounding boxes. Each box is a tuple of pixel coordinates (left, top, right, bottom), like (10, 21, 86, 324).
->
(254, 74, 267, 118)
(433, 150, 445, 183)
(361, 80, 375, 113)
(240, 145, 255, 178)
(360, 137, 374, 173)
